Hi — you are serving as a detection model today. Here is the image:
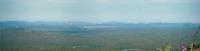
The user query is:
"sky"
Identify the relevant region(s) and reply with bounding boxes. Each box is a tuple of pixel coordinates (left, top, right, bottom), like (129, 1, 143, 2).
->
(0, 0, 200, 23)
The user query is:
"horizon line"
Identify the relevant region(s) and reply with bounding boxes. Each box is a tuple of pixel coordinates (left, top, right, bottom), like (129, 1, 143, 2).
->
(0, 20, 200, 24)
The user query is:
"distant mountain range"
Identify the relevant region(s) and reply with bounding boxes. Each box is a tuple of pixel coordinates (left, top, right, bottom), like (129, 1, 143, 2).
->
(0, 21, 199, 30)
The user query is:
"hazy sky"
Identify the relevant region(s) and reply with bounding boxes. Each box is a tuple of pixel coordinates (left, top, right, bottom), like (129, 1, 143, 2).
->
(0, 0, 200, 23)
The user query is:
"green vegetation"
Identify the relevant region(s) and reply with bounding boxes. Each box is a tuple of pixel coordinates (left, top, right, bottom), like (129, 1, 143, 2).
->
(0, 22, 199, 51)
(0, 28, 196, 51)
